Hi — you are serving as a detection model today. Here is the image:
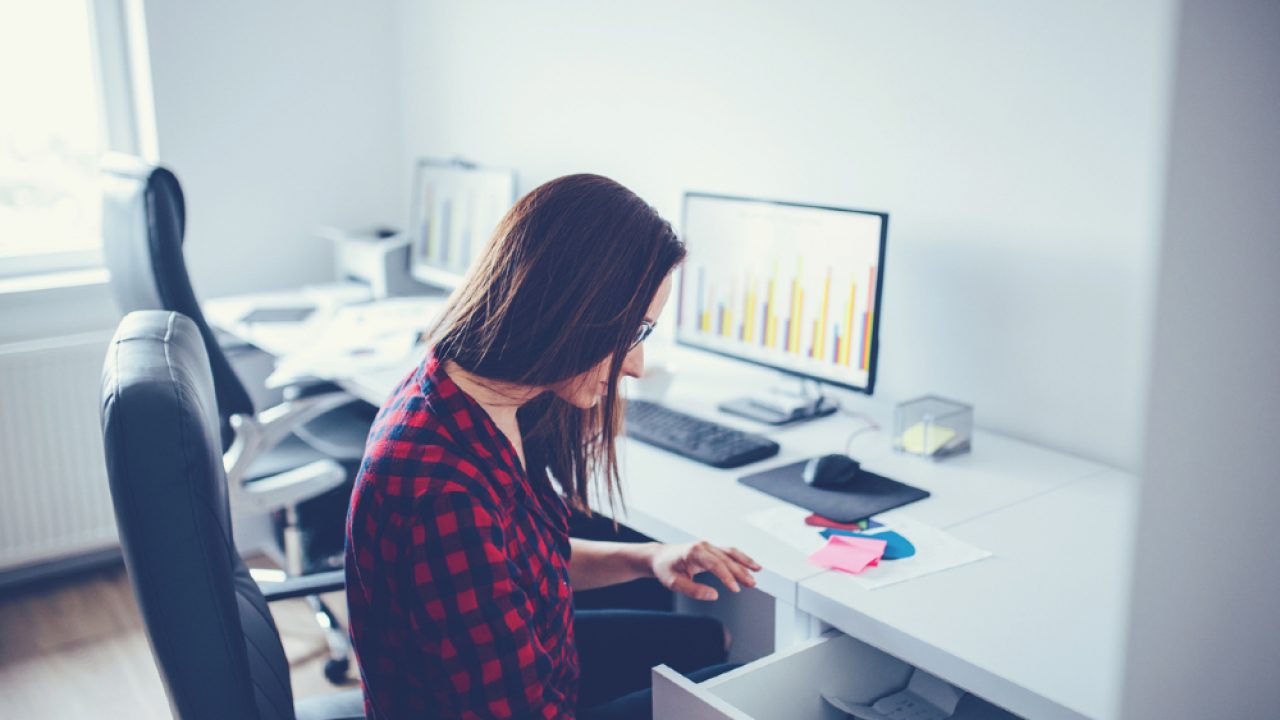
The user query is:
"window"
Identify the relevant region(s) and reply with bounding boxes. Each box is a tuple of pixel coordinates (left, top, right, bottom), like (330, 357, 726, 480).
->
(0, 0, 153, 278)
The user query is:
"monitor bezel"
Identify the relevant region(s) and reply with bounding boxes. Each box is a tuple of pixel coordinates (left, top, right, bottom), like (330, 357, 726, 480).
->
(676, 191, 889, 396)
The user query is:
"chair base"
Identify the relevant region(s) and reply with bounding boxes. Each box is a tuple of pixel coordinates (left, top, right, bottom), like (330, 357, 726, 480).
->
(308, 594, 352, 685)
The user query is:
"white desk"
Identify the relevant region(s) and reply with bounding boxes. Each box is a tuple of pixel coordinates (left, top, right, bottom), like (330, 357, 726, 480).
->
(207, 290, 356, 357)
(797, 469, 1136, 720)
(208, 291, 1134, 720)
(205, 289, 441, 405)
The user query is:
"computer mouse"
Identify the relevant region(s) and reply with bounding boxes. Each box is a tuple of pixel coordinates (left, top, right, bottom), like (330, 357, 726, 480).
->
(802, 454, 863, 489)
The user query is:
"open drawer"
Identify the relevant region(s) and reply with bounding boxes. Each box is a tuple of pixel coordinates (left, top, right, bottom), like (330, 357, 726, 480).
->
(653, 631, 1018, 720)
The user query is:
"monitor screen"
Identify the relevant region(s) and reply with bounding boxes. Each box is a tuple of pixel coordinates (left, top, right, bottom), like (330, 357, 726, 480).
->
(408, 159, 516, 289)
(677, 193, 888, 394)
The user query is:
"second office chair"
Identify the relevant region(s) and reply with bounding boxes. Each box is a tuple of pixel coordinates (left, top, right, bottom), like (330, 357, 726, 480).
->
(100, 154, 368, 683)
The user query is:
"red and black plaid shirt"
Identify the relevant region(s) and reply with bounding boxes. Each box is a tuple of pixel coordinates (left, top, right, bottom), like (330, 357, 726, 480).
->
(345, 355, 577, 719)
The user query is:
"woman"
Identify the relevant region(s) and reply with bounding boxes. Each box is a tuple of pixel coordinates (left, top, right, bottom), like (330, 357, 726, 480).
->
(345, 174, 761, 719)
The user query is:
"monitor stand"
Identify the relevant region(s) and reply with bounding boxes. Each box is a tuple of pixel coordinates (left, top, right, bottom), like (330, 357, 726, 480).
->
(717, 378, 838, 427)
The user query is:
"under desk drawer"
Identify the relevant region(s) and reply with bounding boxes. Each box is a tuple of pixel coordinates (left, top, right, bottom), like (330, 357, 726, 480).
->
(653, 632, 909, 720)
(653, 632, 1018, 720)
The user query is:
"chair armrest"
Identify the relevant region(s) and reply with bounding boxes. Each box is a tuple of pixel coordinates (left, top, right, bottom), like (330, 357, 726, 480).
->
(283, 380, 346, 400)
(236, 459, 347, 512)
(259, 569, 346, 602)
(224, 389, 354, 485)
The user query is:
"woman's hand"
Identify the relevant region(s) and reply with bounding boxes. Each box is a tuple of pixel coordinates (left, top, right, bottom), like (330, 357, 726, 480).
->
(649, 541, 762, 601)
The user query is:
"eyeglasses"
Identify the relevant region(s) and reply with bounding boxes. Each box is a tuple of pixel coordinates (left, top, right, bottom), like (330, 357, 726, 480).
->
(630, 320, 656, 350)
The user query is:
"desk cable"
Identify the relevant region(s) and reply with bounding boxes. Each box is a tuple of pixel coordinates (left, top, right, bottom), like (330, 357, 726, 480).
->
(831, 395, 883, 457)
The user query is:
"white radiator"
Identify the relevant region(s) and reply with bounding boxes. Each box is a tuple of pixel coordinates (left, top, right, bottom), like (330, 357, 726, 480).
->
(0, 331, 119, 571)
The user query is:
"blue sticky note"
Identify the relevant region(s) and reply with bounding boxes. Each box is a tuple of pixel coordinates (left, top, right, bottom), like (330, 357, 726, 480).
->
(820, 528, 916, 560)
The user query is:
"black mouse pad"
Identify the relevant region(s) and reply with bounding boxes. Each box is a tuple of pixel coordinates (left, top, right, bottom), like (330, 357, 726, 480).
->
(738, 461, 931, 524)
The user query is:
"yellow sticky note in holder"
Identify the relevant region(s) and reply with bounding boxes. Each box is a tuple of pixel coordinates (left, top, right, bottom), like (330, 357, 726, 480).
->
(899, 422, 957, 456)
(894, 395, 973, 459)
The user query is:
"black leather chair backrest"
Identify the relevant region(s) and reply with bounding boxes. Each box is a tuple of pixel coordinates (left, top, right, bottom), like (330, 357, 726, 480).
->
(101, 155, 255, 445)
(100, 310, 296, 720)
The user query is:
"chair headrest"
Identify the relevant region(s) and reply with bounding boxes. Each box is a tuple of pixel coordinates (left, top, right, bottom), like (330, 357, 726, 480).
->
(100, 155, 255, 428)
(107, 154, 186, 234)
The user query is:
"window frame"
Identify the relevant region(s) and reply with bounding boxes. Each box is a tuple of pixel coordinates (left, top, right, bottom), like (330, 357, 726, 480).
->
(0, 0, 156, 281)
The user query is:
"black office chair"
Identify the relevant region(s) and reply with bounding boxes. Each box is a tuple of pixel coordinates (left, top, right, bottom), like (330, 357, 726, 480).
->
(101, 154, 370, 682)
(100, 310, 364, 720)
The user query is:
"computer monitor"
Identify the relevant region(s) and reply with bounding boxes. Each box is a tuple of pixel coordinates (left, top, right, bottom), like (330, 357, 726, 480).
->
(677, 192, 888, 399)
(408, 159, 516, 289)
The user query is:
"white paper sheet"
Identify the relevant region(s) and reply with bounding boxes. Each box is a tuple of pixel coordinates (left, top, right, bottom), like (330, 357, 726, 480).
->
(265, 297, 444, 387)
(745, 506, 992, 590)
(827, 513, 993, 590)
(745, 505, 829, 555)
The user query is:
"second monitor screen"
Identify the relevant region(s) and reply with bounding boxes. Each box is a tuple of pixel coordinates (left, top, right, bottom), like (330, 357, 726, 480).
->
(677, 193, 888, 393)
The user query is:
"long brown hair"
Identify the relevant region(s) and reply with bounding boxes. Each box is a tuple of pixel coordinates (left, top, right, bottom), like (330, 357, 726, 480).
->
(428, 174, 685, 512)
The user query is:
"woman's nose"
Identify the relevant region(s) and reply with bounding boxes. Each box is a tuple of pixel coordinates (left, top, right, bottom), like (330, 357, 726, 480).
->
(621, 344, 645, 379)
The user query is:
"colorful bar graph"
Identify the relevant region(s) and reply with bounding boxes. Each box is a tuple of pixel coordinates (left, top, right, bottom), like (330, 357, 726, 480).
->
(686, 261, 878, 376)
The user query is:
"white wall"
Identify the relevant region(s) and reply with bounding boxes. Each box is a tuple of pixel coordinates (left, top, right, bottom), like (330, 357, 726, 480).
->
(395, 0, 1177, 469)
(1122, 1, 1280, 716)
(142, 0, 401, 298)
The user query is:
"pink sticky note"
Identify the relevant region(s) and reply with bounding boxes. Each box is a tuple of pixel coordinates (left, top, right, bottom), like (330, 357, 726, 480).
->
(808, 535, 888, 575)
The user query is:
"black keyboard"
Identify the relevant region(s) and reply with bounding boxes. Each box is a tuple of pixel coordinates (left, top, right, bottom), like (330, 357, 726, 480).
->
(624, 400, 780, 468)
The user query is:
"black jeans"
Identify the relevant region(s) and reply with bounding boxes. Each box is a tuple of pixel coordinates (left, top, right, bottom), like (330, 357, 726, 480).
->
(575, 609, 737, 720)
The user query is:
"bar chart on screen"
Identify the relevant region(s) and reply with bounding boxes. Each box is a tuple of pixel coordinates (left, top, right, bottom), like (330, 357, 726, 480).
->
(690, 263, 878, 369)
(678, 194, 886, 391)
(408, 159, 516, 289)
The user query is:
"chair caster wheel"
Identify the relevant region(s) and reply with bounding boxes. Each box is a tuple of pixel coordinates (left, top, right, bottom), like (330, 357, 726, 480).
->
(324, 657, 350, 685)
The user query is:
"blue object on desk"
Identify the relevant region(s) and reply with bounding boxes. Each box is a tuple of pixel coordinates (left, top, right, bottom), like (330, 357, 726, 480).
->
(821, 528, 916, 560)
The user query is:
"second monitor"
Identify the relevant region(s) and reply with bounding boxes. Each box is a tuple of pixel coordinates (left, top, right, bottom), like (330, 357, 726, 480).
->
(678, 192, 888, 421)
(408, 159, 517, 290)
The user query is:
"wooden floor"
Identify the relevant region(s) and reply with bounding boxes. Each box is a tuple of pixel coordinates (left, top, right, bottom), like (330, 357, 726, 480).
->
(0, 560, 357, 718)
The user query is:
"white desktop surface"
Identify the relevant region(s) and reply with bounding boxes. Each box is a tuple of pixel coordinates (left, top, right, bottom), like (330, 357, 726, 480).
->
(855, 432, 1108, 529)
(614, 443, 830, 604)
(626, 348, 1108, 531)
(205, 289, 441, 405)
(799, 469, 1137, 720)
(205, 290, 342, 356)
